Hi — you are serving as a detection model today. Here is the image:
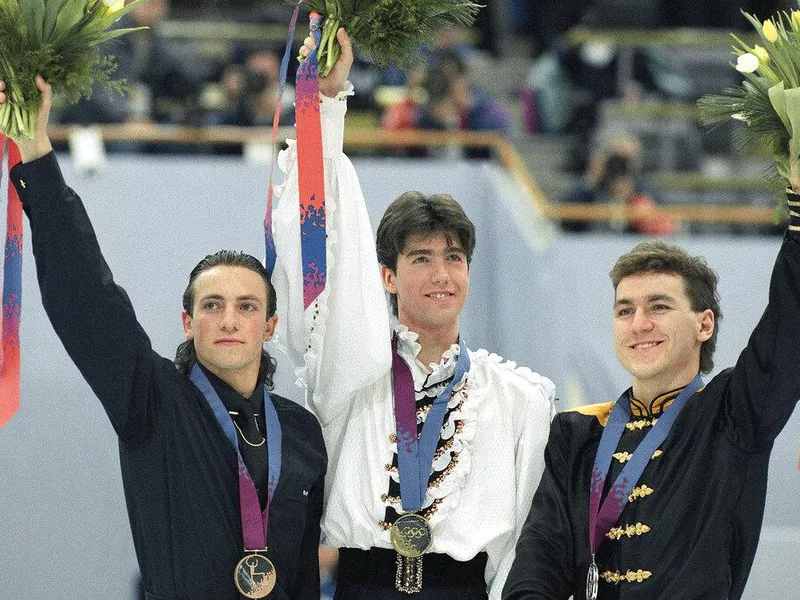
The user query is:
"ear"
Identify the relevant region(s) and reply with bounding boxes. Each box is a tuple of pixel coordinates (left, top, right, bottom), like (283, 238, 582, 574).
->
(181, 310, 194, 340)
(697, 309, 714, 343)
(381, 265, 397, 294)
(264, 313, 278, 343)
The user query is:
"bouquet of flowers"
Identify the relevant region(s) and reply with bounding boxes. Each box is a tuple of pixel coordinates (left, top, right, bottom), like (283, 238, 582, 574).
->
(302, 0, 483, 77)
(0, 0, 149, 139)
(698, 8, 800, 185)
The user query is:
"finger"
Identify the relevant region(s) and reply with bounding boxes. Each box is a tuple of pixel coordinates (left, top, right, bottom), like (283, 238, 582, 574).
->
(299, 45, 309, 58)
(336, 28, 353, 63)
(0, 79, 5, 92)
(35, 75, 53, 128)
(0, 91, 5, 104)
(304, 35, 316, 51)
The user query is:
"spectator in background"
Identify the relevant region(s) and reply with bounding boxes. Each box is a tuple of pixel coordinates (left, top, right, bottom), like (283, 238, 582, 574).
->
(562, 136, 677, 235)
(383, 50, 511, 159)
(204, 44, 294, 127)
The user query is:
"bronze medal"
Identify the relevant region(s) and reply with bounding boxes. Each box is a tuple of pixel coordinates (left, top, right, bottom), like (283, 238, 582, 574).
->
(234, 553, 276, 599)
(390, 513, 433, 558)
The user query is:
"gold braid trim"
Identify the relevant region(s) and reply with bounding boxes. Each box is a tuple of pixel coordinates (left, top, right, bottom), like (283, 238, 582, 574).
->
(601, 569, 653, 584)
(628, 485, 654, 502)
(606, 522, 652, 540)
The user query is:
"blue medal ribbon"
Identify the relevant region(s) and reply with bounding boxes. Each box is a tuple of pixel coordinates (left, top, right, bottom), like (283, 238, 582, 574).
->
(190, 364, 282, 550)
(392, 335, 470, 512)
(588, 374, 704, 554)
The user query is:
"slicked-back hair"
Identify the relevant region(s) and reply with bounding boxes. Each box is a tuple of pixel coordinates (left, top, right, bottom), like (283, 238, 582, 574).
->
(376, 191, 476, 316)
(611, 241, 722, 374)
(174, 250, 277, 388)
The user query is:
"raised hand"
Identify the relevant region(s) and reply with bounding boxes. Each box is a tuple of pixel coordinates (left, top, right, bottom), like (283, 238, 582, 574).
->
(0, 75, 53, 163)
(299, 27, 353, 98)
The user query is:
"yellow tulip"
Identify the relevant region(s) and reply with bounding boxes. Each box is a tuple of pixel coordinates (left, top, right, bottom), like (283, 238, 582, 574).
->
(762, 19, 778, 43)
(752, 45, 770, 64)
(792, 10, 800, 31)
(103, 0, 125, 13)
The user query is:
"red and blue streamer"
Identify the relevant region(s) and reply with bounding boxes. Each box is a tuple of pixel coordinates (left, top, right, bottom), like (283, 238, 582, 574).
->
(294, 11, 327, 310)
(0, 135, 22, 429)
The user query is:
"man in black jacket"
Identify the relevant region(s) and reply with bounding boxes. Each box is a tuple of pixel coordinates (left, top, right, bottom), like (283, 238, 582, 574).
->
(0, 72, 328, 598)
(505, 182, 800, 597)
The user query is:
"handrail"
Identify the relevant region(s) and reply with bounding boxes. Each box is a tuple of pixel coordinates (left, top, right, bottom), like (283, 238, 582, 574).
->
(46, 123, 780, 226)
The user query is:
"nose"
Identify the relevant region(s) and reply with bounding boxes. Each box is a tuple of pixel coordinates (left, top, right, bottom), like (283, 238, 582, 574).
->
(219, 306, 239, 332)
(430, 258, 450, 285)
(630, 307, 653, 333)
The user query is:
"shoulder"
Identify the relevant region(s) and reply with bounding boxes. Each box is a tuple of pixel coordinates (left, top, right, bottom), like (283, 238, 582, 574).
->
(564, 400, 616, 427)
(468, 348, 555, 408)
(271, 393, 324, 440)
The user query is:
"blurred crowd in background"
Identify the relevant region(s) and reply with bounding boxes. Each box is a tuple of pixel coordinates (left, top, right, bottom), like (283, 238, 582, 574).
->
(54, 0, 795, 238)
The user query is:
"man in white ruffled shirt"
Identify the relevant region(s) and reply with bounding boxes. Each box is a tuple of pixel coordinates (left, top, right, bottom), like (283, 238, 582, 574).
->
(272, 29, 556, 598)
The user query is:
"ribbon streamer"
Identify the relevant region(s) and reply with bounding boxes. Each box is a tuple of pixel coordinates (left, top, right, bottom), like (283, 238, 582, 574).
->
(294, 11, 327, 309)
(0, 136, 22, 429)
(264, 1, 302, 279)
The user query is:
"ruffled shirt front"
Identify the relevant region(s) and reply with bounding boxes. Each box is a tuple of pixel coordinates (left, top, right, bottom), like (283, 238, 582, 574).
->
(272, 89, 555, 599)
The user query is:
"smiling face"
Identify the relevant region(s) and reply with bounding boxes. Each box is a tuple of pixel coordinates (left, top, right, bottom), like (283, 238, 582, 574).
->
(382, 232, 469, 337)
(613, 271, 714, 402)
(181, 265, 277, 396)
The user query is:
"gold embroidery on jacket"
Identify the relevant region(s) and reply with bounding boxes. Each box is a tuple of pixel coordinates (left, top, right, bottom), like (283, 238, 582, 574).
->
(601, 569, 653, 584)
(606, 522, 651, 540)
(626, 418, 658, 431)
(613, 450, 662, 464)
(628, 485, 654, 502)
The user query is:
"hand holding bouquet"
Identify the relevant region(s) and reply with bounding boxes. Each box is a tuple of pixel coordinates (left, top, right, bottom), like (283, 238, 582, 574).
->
(301, 0, 483, 77)
(0, 0, 150, 140)
(698, 6, 800, 186)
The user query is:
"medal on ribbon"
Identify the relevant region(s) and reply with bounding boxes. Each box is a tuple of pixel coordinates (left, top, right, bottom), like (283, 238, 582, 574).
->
(234, 552, 276, 599)
(585, 374, 703, 599)
(390, 335, 470, 592)
(190, 365, 282, 598)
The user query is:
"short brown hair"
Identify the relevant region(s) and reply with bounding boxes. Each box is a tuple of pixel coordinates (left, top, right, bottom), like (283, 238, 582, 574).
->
(376, 191, 476, 315)
(611, 241, 722, 374)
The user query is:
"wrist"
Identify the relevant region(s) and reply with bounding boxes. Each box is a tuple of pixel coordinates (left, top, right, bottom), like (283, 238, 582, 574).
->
(17, 138, 52, 163)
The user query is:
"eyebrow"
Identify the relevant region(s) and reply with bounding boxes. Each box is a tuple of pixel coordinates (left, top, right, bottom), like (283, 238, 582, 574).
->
(614, 293, 676, 309)
(403, 246, 466, 257)
(197, 293, 263, 304)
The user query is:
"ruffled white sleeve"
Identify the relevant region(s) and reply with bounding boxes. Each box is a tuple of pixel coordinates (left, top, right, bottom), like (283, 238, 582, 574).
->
(488, 367, 556, 598)
(272, 85, 392, 426)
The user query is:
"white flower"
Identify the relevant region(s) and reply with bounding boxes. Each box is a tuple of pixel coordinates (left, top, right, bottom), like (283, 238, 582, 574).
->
(103, 0, 125, 13)
(735, 53, 760, 74)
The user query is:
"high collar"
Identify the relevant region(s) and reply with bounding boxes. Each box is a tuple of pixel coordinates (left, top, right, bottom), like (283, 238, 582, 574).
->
(394, 324, 461, 388)
(628, 386, 684, 418)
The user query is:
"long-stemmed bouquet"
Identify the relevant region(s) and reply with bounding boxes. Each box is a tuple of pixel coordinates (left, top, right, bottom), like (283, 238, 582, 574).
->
(698, 7, 800, 186)
(0, 0, 150, 139)
(301, 0, 483, 77)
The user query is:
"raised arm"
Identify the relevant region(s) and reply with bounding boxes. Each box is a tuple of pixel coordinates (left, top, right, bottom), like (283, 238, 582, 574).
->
(722, 147, 800, 450)
(3, 76, 160, 443)
(272, 29, 392, 425)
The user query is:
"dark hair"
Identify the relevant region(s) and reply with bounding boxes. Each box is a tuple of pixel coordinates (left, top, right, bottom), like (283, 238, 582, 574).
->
(174, 250, 278, 388)
(610, 241, 722, 374)
(376, 191, 476, 315)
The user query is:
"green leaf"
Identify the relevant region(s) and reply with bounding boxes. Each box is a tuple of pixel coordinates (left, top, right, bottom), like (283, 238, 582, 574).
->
(785, 87, 800, 159)
(21, 0, 46, 45)
(43, 0, 66, 41)
(53, 0, 87, 40)
(768, 81, 791, 130)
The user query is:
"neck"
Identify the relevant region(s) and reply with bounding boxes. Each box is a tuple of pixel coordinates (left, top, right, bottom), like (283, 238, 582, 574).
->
(403, 321, 460, 369)
(202, 363, 259, 398)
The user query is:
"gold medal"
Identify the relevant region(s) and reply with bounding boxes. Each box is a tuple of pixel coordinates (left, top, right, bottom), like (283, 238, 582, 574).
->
(234, 552, 276, 599)
(390, 513, 433, 558)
